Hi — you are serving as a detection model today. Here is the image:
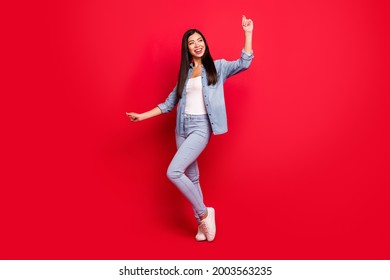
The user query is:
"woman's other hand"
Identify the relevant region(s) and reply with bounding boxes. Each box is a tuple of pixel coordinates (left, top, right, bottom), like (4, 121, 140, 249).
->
(126, 112, 143, 122)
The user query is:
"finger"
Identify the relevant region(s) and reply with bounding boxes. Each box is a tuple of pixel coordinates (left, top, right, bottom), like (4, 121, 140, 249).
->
(242, 15, 246, 26)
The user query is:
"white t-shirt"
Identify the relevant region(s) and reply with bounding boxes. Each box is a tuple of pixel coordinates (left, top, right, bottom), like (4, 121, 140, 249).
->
(184, 76, 207, 115)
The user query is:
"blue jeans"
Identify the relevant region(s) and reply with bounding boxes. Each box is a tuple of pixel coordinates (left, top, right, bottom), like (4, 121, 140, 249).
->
(167, 114, 211, 223)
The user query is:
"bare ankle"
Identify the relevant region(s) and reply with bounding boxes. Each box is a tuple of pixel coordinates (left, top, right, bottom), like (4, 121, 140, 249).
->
(200, 210, 208, 221)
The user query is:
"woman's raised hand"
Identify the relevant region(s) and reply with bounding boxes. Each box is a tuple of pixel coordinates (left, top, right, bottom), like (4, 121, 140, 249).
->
(126, 112, 143, 122)
(242, 15, 253, 33)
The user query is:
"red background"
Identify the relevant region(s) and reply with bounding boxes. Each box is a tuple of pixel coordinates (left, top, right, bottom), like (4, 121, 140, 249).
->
(1, 0, 389, 259)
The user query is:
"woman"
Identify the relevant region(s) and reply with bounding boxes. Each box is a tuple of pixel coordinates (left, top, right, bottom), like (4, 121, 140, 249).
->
(126, 15, 254, 242)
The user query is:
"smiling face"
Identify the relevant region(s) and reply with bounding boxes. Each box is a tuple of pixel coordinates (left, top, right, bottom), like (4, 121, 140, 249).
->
(187, 32, 206, 59)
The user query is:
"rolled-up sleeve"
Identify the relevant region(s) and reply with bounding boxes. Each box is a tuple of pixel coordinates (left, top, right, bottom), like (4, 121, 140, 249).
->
(157, 86, 178, 113)
(221, 49, 254, 79)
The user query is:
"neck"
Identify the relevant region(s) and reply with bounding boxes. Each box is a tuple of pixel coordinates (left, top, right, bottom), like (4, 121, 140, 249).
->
(193, 58, 202, 67)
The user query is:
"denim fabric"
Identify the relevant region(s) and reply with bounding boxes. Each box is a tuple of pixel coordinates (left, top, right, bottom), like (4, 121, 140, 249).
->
(166, 114, 211, 223)
(158, 49, 254, 135)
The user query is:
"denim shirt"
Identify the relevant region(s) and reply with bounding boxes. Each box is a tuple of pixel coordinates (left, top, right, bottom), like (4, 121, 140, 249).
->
(157, 49, 254, 135)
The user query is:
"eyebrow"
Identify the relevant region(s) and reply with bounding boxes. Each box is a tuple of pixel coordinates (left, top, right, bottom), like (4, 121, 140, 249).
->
(188, 38, 203, 43)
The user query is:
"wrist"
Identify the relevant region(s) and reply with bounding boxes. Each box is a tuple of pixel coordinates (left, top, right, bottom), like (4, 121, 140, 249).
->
(139, 113, 146, 121)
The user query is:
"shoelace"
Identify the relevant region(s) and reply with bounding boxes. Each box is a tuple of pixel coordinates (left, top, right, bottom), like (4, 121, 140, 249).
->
(200, 222, 209, 235)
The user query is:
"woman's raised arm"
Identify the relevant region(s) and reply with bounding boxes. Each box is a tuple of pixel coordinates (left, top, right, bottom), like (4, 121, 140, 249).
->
(242, 15, 253, 55)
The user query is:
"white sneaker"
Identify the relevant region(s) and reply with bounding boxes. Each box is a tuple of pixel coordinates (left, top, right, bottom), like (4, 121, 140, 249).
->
(195, 225, 206, 241)
(199, 207, 216, 241)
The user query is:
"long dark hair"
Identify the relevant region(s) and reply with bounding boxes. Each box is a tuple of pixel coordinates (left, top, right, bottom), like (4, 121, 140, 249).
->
(176, 29, 217, 98)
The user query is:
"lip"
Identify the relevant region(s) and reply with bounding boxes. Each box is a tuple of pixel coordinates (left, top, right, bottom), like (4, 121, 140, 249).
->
(194, 48, 203, 55)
